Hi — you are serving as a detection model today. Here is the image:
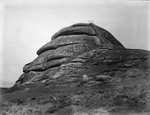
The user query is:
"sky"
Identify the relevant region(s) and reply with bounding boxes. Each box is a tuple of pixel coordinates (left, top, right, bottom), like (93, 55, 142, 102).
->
(0, 0, 150, 87)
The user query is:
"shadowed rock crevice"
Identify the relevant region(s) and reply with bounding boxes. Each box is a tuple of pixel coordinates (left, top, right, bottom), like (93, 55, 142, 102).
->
(91, 24, 124, 48)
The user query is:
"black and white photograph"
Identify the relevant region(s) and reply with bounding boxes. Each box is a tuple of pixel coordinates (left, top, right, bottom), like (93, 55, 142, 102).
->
(0, 0, 150, 114)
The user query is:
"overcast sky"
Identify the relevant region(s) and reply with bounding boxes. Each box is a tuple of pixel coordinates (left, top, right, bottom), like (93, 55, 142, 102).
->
(0, 0, 150, 87)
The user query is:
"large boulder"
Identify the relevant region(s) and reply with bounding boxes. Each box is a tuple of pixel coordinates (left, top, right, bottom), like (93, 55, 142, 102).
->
(14, 23, 125, 86)
(1, 23, 150, 115)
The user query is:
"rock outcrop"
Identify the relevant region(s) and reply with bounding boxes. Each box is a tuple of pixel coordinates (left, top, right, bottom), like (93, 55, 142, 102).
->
(14, 23, 125, 86)
(2, 23, 150, 115)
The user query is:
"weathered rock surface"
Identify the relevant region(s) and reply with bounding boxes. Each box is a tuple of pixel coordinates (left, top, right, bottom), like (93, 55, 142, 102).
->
(1, 23, 150, 115)
(15, 23, 125, 86)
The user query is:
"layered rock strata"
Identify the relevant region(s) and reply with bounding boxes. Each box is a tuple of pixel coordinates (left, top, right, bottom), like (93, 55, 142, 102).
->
(14, 23, 126, 86)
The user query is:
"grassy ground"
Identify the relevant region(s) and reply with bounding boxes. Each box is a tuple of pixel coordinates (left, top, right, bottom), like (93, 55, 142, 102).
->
(0, 68, 150, 115)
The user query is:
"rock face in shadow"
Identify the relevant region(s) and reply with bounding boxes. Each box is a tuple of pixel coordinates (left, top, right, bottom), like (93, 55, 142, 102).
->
(2, 23, 150, 115)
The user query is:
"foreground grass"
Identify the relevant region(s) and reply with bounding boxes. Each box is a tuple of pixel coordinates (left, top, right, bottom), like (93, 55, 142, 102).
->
(0, 101, 109, 115)
(0, 103, 150, 115)
(0, 68, 150, 115)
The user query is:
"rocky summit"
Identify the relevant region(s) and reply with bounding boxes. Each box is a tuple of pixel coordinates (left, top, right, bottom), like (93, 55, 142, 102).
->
(14, 23, 125, 86)
(1, 23, 150, 115)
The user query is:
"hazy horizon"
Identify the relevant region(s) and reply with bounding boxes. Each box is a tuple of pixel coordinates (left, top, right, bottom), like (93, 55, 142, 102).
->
(0, 0, 150, 87)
